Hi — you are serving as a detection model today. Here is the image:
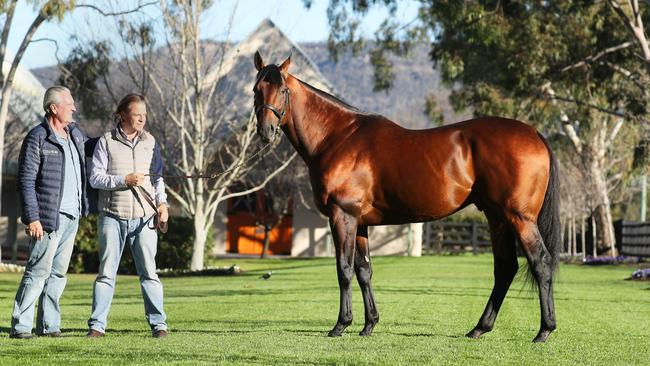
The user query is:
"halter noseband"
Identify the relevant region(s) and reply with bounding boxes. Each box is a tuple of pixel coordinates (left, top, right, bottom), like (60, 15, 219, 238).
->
(256, 87, 290, 128)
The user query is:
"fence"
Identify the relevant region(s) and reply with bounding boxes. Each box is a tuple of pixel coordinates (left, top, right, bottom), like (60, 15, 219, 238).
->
(422, 221, 491, 255)
(614, 220, 650, 257)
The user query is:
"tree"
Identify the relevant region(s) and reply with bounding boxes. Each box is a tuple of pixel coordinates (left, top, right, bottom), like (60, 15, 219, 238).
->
(321, 0, 650, 255)
(103, 0, 295, 270)
(0, 0, 76, 262)
(58, 40, 112, 121)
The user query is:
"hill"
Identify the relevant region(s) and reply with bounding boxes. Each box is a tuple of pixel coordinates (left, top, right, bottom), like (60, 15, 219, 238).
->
(31, 41, 469, 130)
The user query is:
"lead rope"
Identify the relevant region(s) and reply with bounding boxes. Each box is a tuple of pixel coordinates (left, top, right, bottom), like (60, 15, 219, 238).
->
(145, 139, 276, 180)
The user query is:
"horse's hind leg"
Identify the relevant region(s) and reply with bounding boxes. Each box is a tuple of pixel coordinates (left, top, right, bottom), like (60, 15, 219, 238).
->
(508, 215, 556, 342)
(327, 204, 358, 337)
(354, 225, 379, 336)
(467, 214, 518, 339)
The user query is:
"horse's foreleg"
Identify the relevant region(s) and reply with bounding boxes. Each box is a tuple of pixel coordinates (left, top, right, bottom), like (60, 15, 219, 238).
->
(510, 217, 557, 343)
(327, 204, 358, 337)
(467, 217, 518, 339)
(354, 225, 379, 336)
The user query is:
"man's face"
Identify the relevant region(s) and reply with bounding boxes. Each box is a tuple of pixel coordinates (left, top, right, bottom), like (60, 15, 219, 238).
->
(121, 101, 147, 133)
(52, 91, 76, 124)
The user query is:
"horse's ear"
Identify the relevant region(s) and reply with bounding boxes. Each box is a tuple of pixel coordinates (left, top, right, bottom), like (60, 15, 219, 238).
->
(279, 54, 291, 77)
(254, 51, 264, 71)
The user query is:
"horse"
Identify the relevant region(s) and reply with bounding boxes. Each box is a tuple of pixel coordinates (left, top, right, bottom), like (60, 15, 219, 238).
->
(252, 52, 561, 343)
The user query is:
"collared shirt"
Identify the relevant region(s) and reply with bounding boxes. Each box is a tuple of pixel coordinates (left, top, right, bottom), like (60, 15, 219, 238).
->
(55, 131, 82, 218)
(89, 125, 168, 206)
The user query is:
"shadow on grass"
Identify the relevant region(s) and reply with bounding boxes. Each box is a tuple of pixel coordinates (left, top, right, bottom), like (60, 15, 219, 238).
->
(237, 261, 333, 276)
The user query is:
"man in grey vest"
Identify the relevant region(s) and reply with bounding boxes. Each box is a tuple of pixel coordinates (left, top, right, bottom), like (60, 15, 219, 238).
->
(86, 93, 169, 338)
(11, 86, 89, 338)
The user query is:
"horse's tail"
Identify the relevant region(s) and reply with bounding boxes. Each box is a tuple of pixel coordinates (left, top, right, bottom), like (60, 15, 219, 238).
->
(536, 133, 561, 271)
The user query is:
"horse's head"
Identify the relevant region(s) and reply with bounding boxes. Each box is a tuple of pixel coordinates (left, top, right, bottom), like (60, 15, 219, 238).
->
(253, 51, 291, 143)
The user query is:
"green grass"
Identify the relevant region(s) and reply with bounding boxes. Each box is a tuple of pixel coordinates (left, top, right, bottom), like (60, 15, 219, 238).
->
(0, 255, 648, 365)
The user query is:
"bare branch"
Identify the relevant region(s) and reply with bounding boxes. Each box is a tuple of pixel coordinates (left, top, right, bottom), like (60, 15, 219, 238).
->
(30, 37, 64, 64)
(560, 41, 635, 72)
(75, 1, 157, 16)
(218, 152, 298, 202)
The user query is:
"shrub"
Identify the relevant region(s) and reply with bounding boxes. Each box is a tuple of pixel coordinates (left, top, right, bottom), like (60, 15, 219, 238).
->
(69, 215, 212, 273)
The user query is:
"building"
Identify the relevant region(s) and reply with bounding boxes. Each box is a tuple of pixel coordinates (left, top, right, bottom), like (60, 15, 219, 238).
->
(207, 19, 422, 257)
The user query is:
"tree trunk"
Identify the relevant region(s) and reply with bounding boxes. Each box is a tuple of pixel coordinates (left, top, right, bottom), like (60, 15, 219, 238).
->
(260, 224, 271, 259)
(190, 208, 208, 271)
(588, 154, 617, 256)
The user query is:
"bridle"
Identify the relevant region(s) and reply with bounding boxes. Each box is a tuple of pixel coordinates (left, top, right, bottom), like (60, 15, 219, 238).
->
(255, 86, 291, 131)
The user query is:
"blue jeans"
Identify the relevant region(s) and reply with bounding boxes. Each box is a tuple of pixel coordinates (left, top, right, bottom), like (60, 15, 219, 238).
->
(88, 213, 167, 333)
(11, 213, 78, 335)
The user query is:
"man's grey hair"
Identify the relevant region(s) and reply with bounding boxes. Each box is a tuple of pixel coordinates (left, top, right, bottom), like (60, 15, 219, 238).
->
(43, 86, 71, 116)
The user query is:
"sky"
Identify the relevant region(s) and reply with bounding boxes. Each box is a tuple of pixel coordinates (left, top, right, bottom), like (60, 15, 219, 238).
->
(7, 0, 420, 69)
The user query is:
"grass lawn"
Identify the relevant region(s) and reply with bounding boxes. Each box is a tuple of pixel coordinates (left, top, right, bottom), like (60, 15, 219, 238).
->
(0, 255, 648, 365)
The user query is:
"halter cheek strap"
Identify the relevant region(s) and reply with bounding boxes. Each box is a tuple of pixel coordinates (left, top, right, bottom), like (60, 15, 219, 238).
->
(256, 87, 291, 127)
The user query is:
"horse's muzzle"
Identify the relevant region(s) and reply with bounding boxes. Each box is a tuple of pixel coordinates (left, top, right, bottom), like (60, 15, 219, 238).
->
(257, 122, 277, 143)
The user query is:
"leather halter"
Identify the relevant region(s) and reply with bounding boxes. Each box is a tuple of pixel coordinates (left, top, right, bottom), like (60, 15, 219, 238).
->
(255, 87, 290, 128)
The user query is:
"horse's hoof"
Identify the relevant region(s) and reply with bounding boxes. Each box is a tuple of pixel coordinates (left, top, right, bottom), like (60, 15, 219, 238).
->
(327, 330, 343, 337)
(532, 329, 552, 343)
(359, 328, 373, 336)
(359, 321, 377, 336)
(465, 328, 488, 339)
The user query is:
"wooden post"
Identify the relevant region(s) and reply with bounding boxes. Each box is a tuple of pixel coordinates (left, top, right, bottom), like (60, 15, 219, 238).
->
(571, 215, 577, 256)
(580, 215, 586, 261)
(641, 174, 647, 222)
(592, 215, 597, 258)
(471, 222, 478, 256)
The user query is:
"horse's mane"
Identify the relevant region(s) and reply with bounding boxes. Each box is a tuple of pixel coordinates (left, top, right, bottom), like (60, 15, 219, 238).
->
(296, 78, 360, 113)
(259, 64, 365, 114)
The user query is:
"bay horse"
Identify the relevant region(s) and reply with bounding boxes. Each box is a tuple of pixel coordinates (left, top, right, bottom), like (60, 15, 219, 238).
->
(252, 52, 560, 342)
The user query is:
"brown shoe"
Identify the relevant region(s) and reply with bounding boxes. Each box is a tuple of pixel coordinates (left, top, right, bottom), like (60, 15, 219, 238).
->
(152, 329, 168, 338)
(86, 329, 104, 338)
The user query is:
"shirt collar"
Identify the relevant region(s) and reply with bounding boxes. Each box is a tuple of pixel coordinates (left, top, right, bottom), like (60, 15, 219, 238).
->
(117, 123, 144, 142)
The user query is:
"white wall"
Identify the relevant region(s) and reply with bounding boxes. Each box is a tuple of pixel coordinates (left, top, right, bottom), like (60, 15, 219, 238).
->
(291, 204, 422, 257)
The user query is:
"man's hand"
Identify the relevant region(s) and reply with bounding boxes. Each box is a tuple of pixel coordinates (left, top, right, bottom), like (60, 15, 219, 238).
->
(157, 203, 169, 223)
(157, 204, 168, 233)
(125, 172, 145, 187)
(25, 221, 44, 240)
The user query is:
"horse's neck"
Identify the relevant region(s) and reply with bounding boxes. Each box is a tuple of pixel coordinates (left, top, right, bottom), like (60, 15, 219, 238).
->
(285, 78, 357, 160)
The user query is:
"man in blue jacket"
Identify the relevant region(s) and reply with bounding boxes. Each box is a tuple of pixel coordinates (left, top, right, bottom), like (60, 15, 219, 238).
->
(10, 85, 89, 338)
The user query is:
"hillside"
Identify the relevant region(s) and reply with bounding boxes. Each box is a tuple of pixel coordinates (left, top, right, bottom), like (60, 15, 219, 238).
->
(31, 42, 470, 130)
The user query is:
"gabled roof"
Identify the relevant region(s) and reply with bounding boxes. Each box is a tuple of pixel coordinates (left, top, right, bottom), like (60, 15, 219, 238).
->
(207, 19, 335, 124)
(2, 51, 45, 119)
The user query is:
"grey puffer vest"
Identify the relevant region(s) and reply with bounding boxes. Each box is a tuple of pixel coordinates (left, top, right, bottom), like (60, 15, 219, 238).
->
(98, 128, 157, 219)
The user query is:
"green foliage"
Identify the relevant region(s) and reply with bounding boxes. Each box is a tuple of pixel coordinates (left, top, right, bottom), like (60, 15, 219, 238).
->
(68, 214, 99, 273)
(69, 215, 212, 274)
(36, 0, 75, 21)
(59, 40, 112, 120)
(423, 93, 444, 126)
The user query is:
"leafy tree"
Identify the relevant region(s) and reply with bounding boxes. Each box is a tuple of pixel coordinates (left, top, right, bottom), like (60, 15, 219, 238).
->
(58, 40, 112, 121)
(319, 0, 650, 255)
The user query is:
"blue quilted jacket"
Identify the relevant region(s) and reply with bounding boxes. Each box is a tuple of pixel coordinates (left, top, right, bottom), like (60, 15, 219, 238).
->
(18, 119, 90, 232)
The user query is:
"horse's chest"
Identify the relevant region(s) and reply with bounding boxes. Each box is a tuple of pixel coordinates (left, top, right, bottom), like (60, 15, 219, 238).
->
(308, 163, 375, 216)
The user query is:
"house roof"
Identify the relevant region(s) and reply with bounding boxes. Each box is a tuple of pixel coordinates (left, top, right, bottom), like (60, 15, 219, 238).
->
(206, 19, 335, 124)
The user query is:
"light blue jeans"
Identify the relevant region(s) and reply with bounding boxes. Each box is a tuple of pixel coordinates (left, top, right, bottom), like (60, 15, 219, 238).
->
(11, 213, 78, 335)
(87, 213, 167, 333)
